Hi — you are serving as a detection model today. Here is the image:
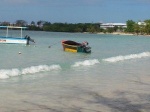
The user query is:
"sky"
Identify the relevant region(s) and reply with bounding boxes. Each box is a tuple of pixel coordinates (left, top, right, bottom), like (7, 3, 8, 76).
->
(0, 0, 150, 24)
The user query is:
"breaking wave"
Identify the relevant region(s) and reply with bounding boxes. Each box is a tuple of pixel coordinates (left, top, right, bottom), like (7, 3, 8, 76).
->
(21, 65, 61, 74)
(72, 59, 100, 67)
(103, 52, 150, 63)
(0, 65, 61, 79)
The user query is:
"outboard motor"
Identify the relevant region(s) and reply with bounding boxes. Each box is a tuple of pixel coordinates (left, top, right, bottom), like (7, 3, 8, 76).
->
(84, 46, 91, 53)
(81, 41, 91, 53)
(25, 35, 35, 45)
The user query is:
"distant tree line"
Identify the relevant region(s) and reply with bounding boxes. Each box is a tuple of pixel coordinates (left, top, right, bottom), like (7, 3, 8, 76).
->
(0, 19, 150, 35)
(125, 19, 150, 35)
(28, 21, 101, 33)
(41, 22, 101, 33)
(0, 20, 101, 33)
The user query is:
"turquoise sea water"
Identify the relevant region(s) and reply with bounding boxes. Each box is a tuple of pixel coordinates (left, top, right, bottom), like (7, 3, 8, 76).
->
(0, 30, 150, 112)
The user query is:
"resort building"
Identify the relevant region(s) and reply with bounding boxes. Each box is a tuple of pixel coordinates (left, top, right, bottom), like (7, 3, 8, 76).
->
(100, 23, 127, 29)
(137, 21, 146, 26)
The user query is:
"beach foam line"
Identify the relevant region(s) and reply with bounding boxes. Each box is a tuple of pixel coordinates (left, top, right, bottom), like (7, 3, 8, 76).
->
(72, 59, 100, 67)
(0, 64, 61, 79)
(103, 52, 150, 63)
(0, 69, 20, 79)
(21, 65, 61, 75)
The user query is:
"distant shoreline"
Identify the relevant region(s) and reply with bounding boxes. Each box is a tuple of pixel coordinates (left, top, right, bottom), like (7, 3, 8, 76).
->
(96, 32, 150, 37)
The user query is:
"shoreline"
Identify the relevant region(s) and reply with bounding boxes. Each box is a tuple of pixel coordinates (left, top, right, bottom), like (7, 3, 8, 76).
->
(96, 32, 150, 37)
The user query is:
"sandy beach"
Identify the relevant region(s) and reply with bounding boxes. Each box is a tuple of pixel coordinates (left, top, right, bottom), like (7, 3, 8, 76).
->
(97, 32, 150, 37)
(0, 31, 150, 112)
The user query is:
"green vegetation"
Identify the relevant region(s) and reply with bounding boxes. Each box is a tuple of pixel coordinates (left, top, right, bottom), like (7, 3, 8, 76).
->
(29, 22, 101, 33)
(1, 19, 150, 35)
(125, 20, 135, 33)
(125, 19, 150, 35)
(0, 20, 101, 33)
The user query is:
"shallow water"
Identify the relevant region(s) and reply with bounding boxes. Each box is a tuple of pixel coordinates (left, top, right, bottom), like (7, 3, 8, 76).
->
(0, 31, 150, 112)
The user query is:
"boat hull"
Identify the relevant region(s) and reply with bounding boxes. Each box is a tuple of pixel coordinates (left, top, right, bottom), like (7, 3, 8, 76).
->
(62, 40, 91, 53)
(0, 37, 27, 44)
(0, 26, 34, 45)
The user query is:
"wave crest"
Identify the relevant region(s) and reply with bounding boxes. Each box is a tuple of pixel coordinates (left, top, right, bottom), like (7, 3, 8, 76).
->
(103, 52, 150, 63)
(22, 65, 61, 75)
(0, 65, 61, 79)
(0, 69, 20, 79)
(72, 59, 100, 67)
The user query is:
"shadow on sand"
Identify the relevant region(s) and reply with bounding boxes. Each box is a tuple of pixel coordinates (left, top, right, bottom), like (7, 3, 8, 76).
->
(19, 80, 150, 112)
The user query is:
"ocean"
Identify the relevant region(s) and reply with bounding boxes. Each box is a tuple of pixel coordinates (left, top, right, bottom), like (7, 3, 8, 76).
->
(0, 30, 150, 112)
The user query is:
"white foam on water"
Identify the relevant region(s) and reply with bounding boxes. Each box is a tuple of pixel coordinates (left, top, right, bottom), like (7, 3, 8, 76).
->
(0, 69, 20, 79)
(0, 65, 61, 79)
(103, 52, 150, 63)
(72, 59, 100, 67)
(22, 65, 61, 75)
(0, 70, 11, 79)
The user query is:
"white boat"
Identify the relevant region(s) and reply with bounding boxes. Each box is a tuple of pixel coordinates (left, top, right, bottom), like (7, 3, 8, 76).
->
(0, 26, 35, 45)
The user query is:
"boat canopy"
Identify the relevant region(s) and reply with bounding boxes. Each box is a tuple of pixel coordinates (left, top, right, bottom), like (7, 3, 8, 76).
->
(0, 26, 27, 38)
(0, 26, 27, 29)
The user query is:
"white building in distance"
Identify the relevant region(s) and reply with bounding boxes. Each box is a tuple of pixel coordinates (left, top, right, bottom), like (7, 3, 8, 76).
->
(100, 23, 127, 29)
(137, 21, 146, 25)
